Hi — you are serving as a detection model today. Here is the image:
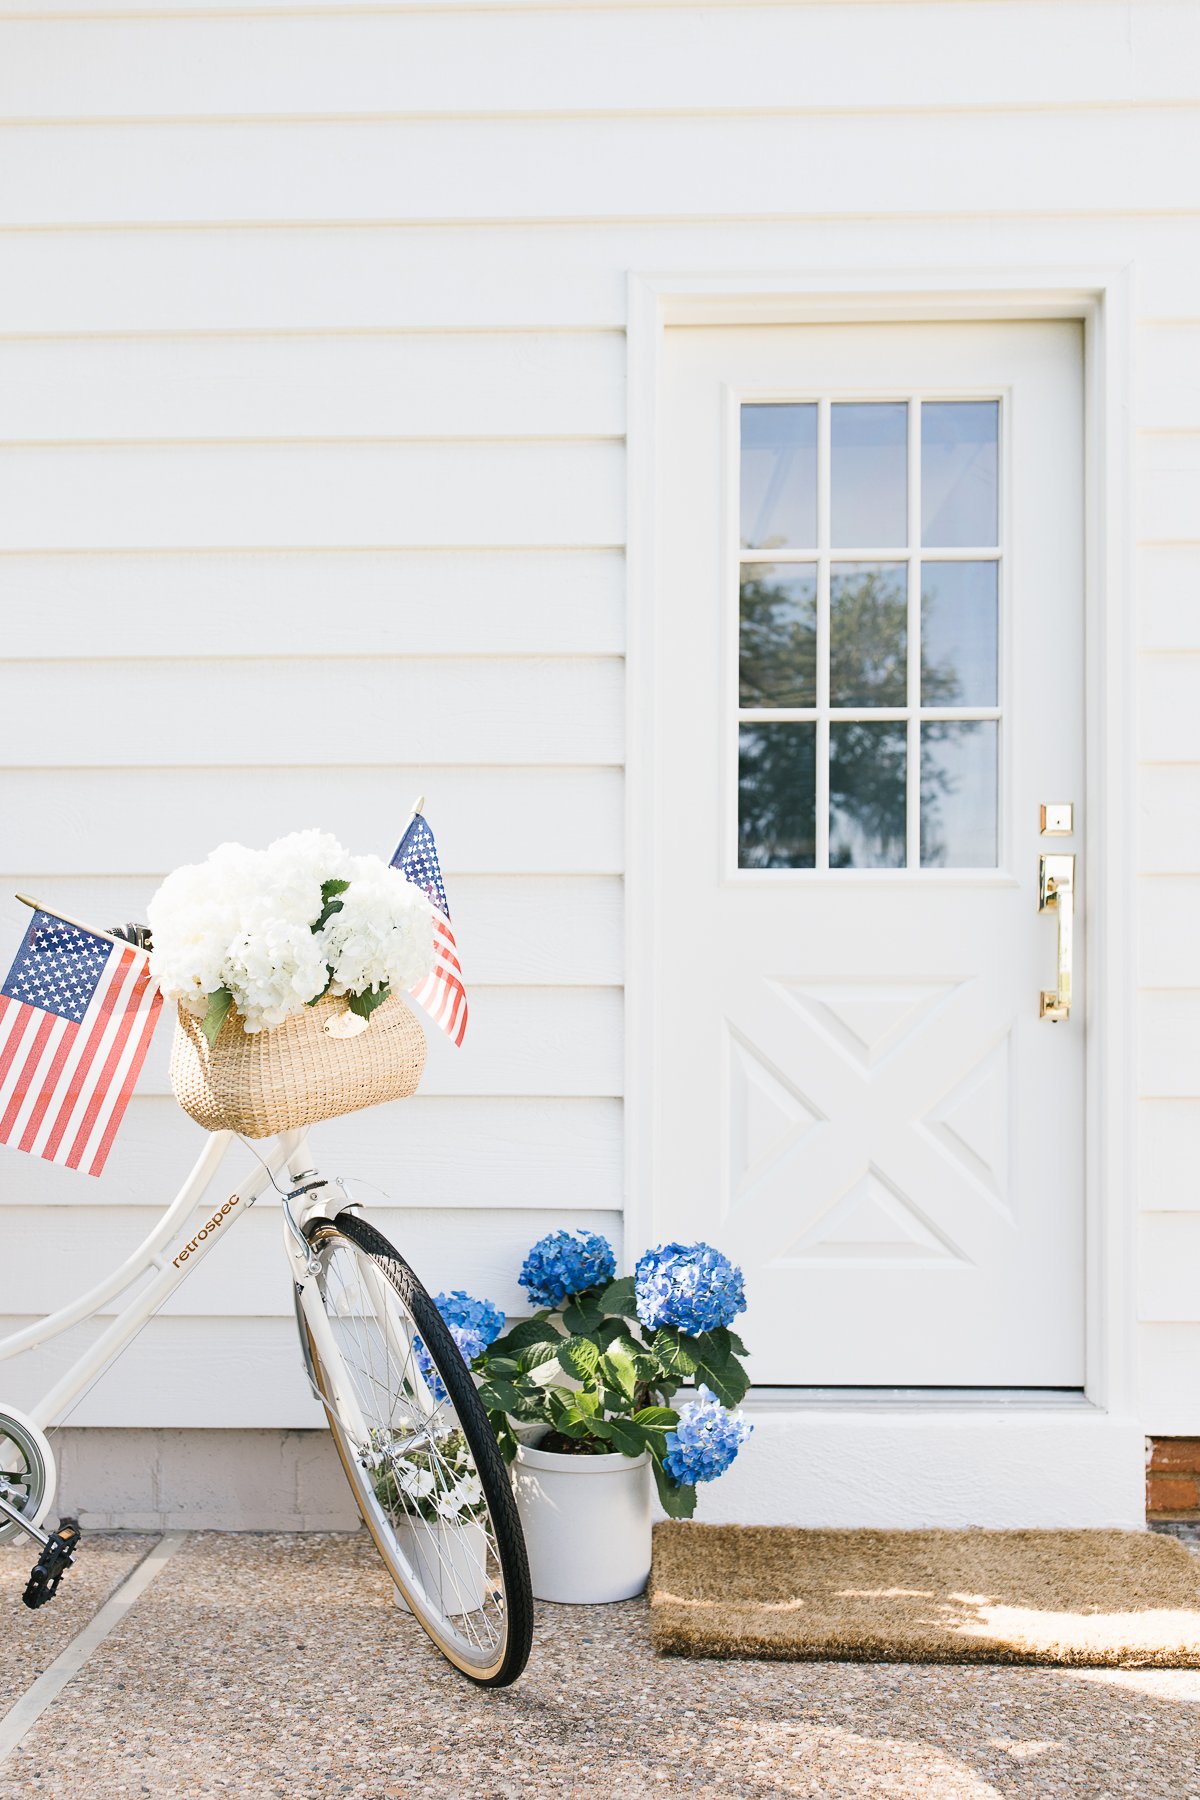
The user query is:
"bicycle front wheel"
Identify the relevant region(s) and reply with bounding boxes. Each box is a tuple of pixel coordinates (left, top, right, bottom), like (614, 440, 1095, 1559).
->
(301, 1211, 532, 1687)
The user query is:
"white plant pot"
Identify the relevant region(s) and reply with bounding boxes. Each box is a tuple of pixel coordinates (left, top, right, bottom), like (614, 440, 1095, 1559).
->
(513, 1443, 652, 1604)
(391, 1516, 488, 1617)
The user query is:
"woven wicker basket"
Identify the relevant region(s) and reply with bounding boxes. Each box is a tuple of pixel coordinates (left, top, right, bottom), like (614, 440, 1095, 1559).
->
(170, 991, 426, 1138)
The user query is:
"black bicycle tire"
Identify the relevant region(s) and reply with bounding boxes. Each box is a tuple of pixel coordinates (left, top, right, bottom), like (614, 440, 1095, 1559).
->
(304, 1210, 533, 1688)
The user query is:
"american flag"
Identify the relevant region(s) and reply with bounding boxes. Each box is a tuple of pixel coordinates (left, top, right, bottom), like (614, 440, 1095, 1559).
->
(390, 813, 468, 1047)
(0, 910, 162, 1178)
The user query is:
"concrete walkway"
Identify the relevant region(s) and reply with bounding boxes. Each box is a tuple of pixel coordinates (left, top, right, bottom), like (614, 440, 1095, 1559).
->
(2, 1530, 1200, 1798)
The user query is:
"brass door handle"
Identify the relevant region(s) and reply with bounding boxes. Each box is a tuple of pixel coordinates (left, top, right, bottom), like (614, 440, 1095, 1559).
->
(1039, 853, 1075, 1021)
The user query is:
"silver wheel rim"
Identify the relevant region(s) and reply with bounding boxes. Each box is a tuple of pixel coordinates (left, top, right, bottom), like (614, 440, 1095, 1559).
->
(0, 1414, 48, 1546)
(313, 1236, 510, 1676)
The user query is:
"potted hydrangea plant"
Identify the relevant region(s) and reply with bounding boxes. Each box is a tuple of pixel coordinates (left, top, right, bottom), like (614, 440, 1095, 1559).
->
(471, 1230, 753, 1603)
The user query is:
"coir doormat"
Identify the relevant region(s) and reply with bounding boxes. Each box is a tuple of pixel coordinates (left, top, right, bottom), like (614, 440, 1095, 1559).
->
(650, 1524, 1200, 1667)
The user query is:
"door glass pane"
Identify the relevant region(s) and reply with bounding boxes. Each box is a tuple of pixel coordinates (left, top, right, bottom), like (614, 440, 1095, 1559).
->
(740, 564, 817, 707)
(739, 724, 816, 868)
(921, 561, 998, 707)
(831, 403, 907, 546)
(740, 404, 817, 549)
(921, 401, 999, 547)
(921, 721, 998, 867)
(829, 721, 907, 868)
(830, 563, 907, 707)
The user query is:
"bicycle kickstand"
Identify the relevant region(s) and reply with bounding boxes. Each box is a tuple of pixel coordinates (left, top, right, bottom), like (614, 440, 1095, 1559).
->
(0, 1490, 83, 1610)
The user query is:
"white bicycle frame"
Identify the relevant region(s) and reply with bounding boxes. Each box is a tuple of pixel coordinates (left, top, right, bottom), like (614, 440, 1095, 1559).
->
(0, 1125, 389, 1545)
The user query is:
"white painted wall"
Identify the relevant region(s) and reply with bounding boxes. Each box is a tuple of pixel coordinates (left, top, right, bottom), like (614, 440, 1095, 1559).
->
(0, 0, 1196, 1443)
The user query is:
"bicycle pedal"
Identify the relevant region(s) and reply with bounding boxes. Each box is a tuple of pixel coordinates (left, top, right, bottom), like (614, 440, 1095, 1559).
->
(22, 1518, 82, 1611)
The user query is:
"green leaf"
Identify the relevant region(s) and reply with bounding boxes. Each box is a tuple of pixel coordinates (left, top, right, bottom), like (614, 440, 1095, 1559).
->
(597, 1275, 637, 1317)
(599, 1344, 638, 1402)
(558, 1336, 601, 1382)
(313, 878, 351, 934)
(562, 1289, 606, 1334)
(516, 1340, 562, 1376)
(488, 1315, 560, 1358)
(725, 1329, 749, 1358)
(200, 987, 234, 1047)
(347, 982, 391, 1019)
(480, 1355, 519, 1377)
(595, 1316, 633, 1351)
(631, 1405, 678, 1435)
(651, 1461, 697, 1520)
(602, 1416, 649, 1457)
(690, 1357, 750, 1408)
(475, 1379, 523, 1413)
(652, 1328, 700, 1380)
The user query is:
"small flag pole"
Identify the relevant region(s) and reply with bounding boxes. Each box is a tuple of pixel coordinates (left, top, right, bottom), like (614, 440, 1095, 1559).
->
(394, 794, 426, 859)
(13, 893, 152, 961)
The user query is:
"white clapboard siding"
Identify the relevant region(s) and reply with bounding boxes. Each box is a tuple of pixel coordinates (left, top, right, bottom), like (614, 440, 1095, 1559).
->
(1138, 768, 1200, 875)
(1138, 657, 1200, 763)
(0, 441, 624, 550)
(0, 550, 625, 662)
(1139, 1101, 1200, 1212)
(1137, 325, 1200, 432)
(1139, 1326, 1200, 1436)
(1, 217, 1197, 339)
(1139, 1215, 1200, 1323)
(0, 658, 624, 768)
(2, 5, 1194, 118)
(1, 1095, 624, 1213)
(0, 332, 625, 443)
(1138, 547, 1200, 651)
(1138, 993, 1200, 1099)
(1138, 880, 1200, 989)
(0, 876, 625, 987)
(6, 113, 1200, 228)
(1138, 434, 1200, 543)
(5, 768, 624, 875)
(0, 1316, 326, 1427)
(0, 1205, 622, 1320)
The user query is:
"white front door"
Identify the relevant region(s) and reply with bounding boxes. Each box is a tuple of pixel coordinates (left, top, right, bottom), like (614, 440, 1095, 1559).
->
(650, 320, 1085, 1387)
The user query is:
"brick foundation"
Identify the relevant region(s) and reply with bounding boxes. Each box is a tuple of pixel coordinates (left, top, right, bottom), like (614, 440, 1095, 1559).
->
(1146, 1438, 1200, 1520)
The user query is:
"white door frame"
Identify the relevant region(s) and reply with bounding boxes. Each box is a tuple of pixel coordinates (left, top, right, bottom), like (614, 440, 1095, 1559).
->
(624, 269, 1136, 1436)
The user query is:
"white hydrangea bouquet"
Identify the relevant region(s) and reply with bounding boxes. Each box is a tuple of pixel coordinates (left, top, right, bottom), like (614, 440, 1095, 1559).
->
(150, 830, 436, 1138)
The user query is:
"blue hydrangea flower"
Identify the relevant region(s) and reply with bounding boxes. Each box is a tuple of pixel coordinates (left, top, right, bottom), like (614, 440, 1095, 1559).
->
(662, 1385, 752, 1486)
(518, 1229, 616, 1309)
(634, 1241, 747, 1335)
(414, 1290, 505, 1402)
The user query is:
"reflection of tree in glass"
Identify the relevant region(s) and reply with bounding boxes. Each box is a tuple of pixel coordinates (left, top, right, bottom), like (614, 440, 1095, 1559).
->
(919, 578, 981, 867)
(739, 567, 816, 707)
(737, 567, 979, 867)
(739, 723, 815, 868)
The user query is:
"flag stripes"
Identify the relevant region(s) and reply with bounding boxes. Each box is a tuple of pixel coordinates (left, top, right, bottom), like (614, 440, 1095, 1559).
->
(409, 914, 468, 1048)
(0, 915, 162, 1178)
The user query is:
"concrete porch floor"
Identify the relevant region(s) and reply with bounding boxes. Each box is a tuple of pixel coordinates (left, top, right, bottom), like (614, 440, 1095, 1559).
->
(2, 1531, 1200, 1799)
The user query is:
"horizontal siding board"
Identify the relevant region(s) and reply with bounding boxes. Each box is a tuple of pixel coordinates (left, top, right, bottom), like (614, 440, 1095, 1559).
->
(127, 987, 624, 1098)
(1138, 767, 1200, 874)
(0, 1315, 326, 1426)
(0, 219, 1196, 338)
(1139, 1214, 1200, 1321)
(1138, 991, 1200, 1097)
(1138, 655, 1200, 761)
(3, 766, 624, 874)
(1139, 1324, 1200, 1435)
(1138, 878, 1200, 987)
(0, 876, 625, 986)
(0, 657, 624, 768)
(0, 1205, 622, 1318)
(1137, 323, 1200, 431)
(0, 331, 625, 442)
(5, 113, 1200, 228)
(0, 550, 625, 660)
(0, 441, 624, 550)
(1137, 545, 1200, 650)
(1138, 1099, 1200, 1210)
(1138, 434, 1200, 543)
(0, 6, 1188, 119)
(0, 1094, 623, 1211)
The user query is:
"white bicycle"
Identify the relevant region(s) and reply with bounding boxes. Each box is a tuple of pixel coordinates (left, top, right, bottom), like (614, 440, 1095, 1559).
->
(0, 945, 534, 1688)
